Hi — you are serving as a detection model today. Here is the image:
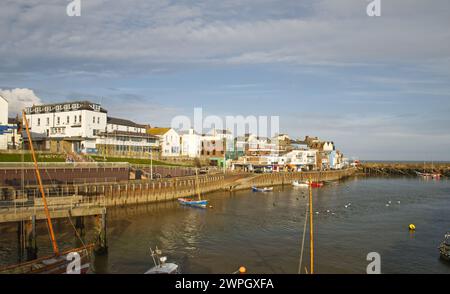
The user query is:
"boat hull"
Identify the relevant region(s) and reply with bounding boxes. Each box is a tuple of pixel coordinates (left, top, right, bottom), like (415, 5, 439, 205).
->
(252, 186, 273, 192)
(178, 198, 208, 208)
(0, 245, 93, 274)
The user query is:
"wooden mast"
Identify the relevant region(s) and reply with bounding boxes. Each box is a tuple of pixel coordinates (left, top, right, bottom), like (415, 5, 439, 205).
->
(195, 168, 201, 201)
(22, 111, 59, 255)
(309, 176, 314, 274)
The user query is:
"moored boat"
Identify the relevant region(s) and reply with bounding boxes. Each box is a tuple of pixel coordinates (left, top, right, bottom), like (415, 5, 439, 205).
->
(252, 186, 273, 192)
(439, 232, 450, 261)
(292, 180, 309, 188)
(145, 246, 179, 274)
(310, 182, 324, 188)
(178, 198, 208, 208)
(178, 168, 209, 209)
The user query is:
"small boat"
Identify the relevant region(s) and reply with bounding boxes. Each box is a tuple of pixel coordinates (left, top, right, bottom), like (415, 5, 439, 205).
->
(178, 198, 208, 208)
(252, 186, 273, 192)
(292, 180, 309, 188)
(178, 168, 208, 209)
(439, 232, 450, 262)
(310, 182, 324, 188)
(145, 246, 179, 274)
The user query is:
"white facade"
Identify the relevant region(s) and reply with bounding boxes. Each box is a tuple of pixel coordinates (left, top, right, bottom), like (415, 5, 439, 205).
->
(285, 149, 318, 170)
(107, 117, 146, 133)
(96, 117, 157, 155)
(0, 95, 7, 125)
(180, 129, 202, 158)
(161, 129, 180, 157)
(24, 101, 107, 152)
(0, 96, 19, 150)
(147, 128, 180, 157)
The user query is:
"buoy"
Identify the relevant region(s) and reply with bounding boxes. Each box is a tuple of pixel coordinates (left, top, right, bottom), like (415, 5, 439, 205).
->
(409, 224, 416, 231)
(239, 266, 247, 274)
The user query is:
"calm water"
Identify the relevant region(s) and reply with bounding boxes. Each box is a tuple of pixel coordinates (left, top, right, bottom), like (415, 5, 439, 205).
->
(1, 177, 449, 274)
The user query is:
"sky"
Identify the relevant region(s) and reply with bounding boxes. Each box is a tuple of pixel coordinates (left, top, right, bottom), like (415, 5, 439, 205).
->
(0, 0, 449, 161)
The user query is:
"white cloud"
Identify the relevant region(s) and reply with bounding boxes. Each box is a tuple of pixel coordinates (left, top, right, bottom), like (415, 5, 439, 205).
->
(0, 88, 42, 116)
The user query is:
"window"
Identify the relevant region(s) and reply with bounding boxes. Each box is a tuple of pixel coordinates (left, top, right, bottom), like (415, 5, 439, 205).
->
(67, 116, 69, 124)
(97, 117, 100, 124)
(57, 117, 60, 125)
(46, 117, 50, 126)
(37, 118, 40, 126)
(74, 115, 77, 123)
(93, 116, 96, 123)
(79, 115, 82, 122)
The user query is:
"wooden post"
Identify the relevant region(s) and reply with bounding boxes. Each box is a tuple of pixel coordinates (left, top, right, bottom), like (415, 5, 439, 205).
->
(94, 210, 108, 255)
(26, 215, 38, 261)
(75, 216, 85, 237)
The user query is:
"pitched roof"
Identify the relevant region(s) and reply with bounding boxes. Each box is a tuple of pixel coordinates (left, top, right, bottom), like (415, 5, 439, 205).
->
(147, 127, 171, 136)
(107, 116, 146, 128)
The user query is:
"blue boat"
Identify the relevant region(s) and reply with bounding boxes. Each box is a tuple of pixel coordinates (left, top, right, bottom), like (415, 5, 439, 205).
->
(178, 198, 208, 208)
(252, 186, 273, 192)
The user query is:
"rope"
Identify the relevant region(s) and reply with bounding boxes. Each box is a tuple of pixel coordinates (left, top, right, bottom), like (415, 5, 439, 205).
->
(298, 195, 309, 274)
(67, 211, 91, 262)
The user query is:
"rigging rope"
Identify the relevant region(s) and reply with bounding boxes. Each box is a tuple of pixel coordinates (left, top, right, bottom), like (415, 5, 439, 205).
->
(298, 193, 309, 274)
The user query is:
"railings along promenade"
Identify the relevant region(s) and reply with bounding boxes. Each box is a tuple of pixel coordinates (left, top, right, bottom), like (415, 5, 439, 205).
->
(0, 168, 355, 210)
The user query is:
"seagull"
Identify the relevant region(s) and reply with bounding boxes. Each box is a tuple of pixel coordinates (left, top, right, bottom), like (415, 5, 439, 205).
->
(386, 204, 390, 207)
(326, 210, 331, 213)
(397, 201, 401, 204)
(388, 201, 392, 204)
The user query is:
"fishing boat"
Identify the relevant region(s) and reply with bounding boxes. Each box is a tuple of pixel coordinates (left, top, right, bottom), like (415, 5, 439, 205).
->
(145, 246, 179, 274)
(0, 111, 93, 274)
(439, 232, 450, 262)
(178, 168, 208, 208)
(252, 186, 273, 192)
(292, 180, 309, 188)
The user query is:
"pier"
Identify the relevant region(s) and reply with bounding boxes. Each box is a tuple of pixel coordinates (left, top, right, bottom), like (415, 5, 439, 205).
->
(359, 162, 450, 177)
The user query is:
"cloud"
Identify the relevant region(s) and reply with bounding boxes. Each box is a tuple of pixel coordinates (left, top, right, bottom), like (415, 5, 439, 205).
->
(0, 0, 449, 75)
(0, 88, 42, 116)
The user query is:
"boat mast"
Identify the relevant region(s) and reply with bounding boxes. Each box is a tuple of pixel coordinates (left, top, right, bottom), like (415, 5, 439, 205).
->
(22, 111, 59, 255)
(309, 176, 314, 274)
(195, 168, 201, 201)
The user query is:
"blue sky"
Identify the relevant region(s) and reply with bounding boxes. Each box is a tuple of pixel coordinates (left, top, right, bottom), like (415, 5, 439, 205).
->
(1, 0, 450, 160)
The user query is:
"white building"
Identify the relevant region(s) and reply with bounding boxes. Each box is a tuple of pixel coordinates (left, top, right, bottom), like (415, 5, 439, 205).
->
(24, 101, 107, 152)
(180, 129, 202, 158)
(96, 117, 158, 157)
(0, 95, 20, 150)
(285, 149, 318, 171)
(147, 127, 180, 157)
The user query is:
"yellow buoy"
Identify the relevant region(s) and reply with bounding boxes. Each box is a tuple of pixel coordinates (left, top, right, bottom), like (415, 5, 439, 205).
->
(409, 224, 416, 231)
(239, 266, 247, 274)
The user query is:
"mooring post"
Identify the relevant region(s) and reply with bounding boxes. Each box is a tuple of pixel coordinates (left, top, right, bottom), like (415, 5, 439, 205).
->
(17, 221, 25, 262)
(75, 216, 85, 237)
(94, 209, 108, 255)
(26, 215, 38, 261)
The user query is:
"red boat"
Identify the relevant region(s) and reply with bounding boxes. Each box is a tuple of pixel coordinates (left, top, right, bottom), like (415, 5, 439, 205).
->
(310, 182, 324, 188)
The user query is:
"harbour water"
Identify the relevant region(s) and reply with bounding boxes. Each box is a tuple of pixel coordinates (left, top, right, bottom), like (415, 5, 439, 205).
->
(1, 176, 449, 274)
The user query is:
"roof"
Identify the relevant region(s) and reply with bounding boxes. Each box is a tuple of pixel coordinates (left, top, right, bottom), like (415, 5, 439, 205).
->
(107, 117, 146, 129)
(147, 127, 171, 136)
(25, 101, 107, 114)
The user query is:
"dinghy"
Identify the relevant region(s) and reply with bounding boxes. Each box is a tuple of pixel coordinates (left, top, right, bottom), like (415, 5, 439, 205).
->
(252, 186, 273, 192)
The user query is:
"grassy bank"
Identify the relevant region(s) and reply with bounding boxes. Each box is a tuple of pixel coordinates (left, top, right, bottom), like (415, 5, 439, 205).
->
(90, 155, 191, 167)
(0, 153, 66, 162)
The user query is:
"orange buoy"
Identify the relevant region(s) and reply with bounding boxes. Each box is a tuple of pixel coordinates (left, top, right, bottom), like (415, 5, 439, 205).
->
(239, 266, 247, 274)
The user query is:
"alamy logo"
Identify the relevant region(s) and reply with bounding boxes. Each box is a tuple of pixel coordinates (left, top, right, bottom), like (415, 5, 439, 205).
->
(67, 0, 81, 17)
(366, 0, 381, 17)
(66, 252, 81, 274)
(366, 252, 381, 274)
